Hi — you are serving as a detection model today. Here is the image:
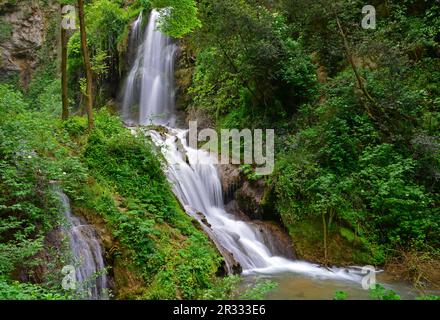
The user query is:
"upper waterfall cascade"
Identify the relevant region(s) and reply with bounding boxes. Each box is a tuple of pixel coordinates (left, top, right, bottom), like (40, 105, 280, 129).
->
(121, 10, 177, 126)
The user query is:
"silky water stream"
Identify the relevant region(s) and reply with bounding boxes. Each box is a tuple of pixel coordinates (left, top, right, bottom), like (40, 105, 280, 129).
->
(57, 190, 108, 299)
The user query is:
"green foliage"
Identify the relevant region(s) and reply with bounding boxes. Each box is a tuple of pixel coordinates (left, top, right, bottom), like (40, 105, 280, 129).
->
(272, 39, 439, 265)
(0, 85, 89, 298)
(145, 233, 222, 299)
(0, 82, 224, 299)
(0, 84, 27, 115)
(67, 0, 131, 105)
(201, 277, 277, 300)
(85, 0, 128, 54)
(417, 295, 440, 300)
(200, 276, 241, 300)
(63, 115, 89, 138)
(184, 0, 440, 268)
(188, 0, 317, 126)
(2, 0, 440, 300)
(151, 0, 201, 38)
(26, 63, 59, 111)
(239, 280, 277, 300)
(353, 144, 436, 247)
(369, 284, 401, 300)
(333, 291, 348, 300)
(83, 117, 173, 223)
(239, 164, 262, 182)
(274, 137, 437, 263)
(0, 278, 68, 300)
(34, 79, 63, 116)
(79, 110, 223, 299)
(188, 47, 243, 121)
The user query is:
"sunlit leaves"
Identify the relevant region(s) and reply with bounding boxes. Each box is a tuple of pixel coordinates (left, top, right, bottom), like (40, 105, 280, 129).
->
(151, 0, 201, 38)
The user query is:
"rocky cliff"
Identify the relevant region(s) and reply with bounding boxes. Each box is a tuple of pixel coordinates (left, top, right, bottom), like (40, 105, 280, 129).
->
(0, 0, 58, 88)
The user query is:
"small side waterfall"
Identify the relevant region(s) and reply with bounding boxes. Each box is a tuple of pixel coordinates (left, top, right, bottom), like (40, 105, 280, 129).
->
(121, 10, 177, 126)
(58, 190, 108, 299)
(120, 10, 365, 284)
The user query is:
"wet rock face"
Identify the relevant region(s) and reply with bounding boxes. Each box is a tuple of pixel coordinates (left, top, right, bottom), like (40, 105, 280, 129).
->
(217, 164, 242, 203)
(235, 178, 278, 221)
(225, 200, 295, 259)
(251, 221, 295, 259)
(235, 180, 266, 220)
(0, 2, 54, 88)
(219, 165, 295, 257)
(218, 164, 278, 220)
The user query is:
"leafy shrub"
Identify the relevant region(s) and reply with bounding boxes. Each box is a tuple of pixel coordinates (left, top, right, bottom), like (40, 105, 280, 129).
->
(151, 0, 201, 38)
(80, 110, 223, 299)
(369, 284, 401, 300)
(0, 278, 68, 300)
(0, 84, 27, 116)
(333, 291, 348, 300)
(239, 280, 278, 300)
(0, 87, 88, 298)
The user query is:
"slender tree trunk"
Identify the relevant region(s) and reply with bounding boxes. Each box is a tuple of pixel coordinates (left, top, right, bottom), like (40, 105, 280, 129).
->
(333, 12, 378, 120)
(78, 0, 94, 129)
(61, 5, 69, 121)
(322, 212, 328, 265)
(328, 208, 334, 231)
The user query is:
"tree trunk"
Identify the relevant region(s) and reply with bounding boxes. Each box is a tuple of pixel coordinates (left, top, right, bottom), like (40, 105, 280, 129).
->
(61, 5, 69, 121)
(322, 212, 328, 265)
(78, 0, 94, 129)
(333, 12, 378, 120)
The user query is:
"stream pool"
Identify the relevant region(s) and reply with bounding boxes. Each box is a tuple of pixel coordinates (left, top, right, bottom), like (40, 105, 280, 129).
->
(243, 272, 437, 300)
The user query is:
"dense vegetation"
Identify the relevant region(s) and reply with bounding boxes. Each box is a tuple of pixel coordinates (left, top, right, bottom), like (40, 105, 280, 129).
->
(0, 81, 231, 299)
(177, 0, 440, 280)
(157, 0, 440, 289)
(0, 0, 439, 300)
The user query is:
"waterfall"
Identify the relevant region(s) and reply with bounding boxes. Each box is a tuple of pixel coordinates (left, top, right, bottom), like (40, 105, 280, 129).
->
(148, 129, 362, 281)
(121, 10, 177, 126)
(57, 190, 108, 299)
(120, 10, 365, 283)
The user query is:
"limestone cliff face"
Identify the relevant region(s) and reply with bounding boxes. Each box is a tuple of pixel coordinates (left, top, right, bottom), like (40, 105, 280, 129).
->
(0, 0, 58, 88)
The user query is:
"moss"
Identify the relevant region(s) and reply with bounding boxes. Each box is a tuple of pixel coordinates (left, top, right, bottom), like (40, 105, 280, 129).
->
(285, 218, 375, 266)
(65, 110, 224, 299)
(0, 18, 12, 43)
(339, 227, 356, 243)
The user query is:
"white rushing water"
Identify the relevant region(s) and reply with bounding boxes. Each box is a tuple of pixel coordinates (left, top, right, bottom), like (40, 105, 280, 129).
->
(121, 10, 177, 126)
(148, 128, 363, 282)
(121, 10, 366, 284)
(58, 190, 108, 299)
